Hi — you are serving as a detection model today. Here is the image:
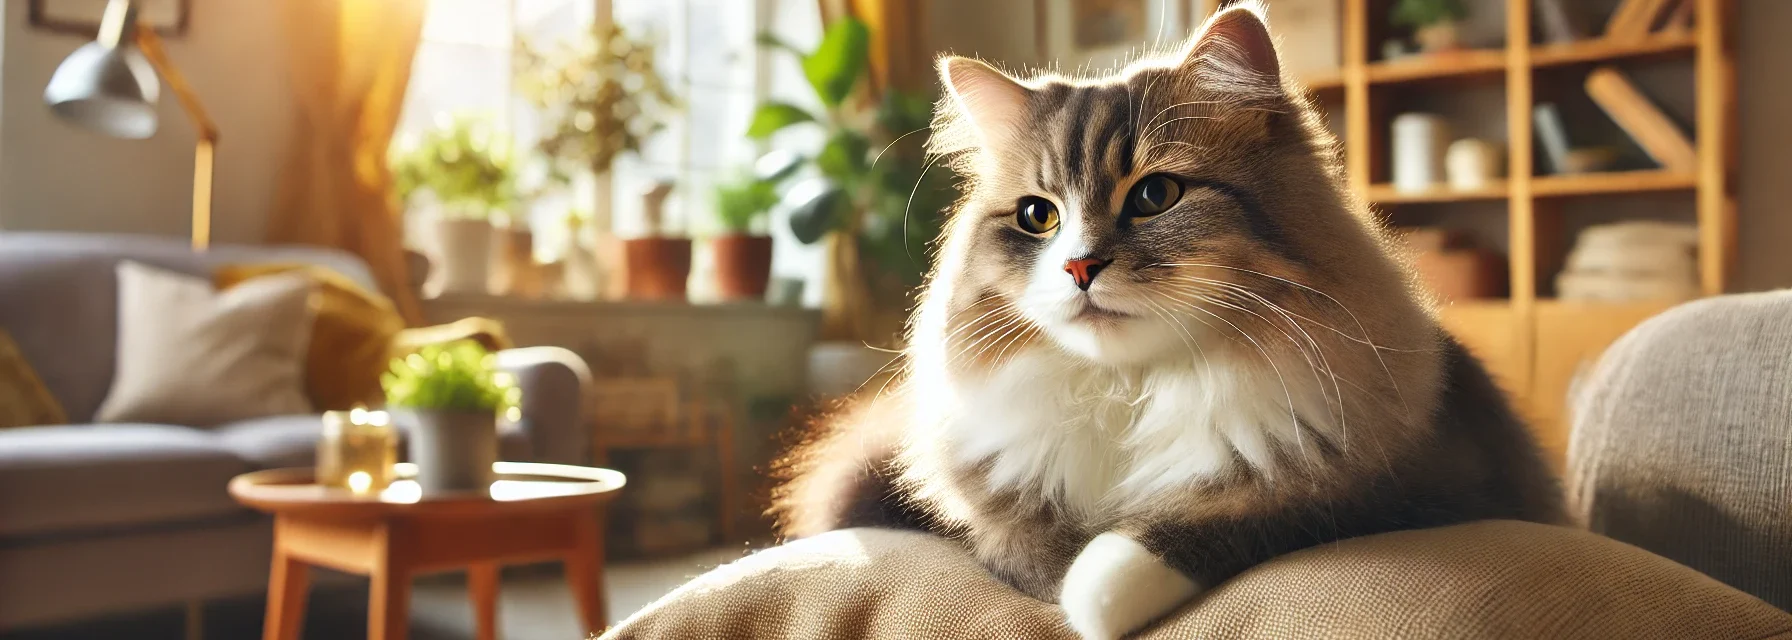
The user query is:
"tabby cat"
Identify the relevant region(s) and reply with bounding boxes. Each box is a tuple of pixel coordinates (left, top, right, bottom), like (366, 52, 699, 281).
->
(774, 3, 1563, 638)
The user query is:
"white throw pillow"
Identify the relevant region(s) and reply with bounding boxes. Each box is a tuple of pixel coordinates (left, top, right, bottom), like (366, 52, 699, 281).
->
(96, 261, 317, 426)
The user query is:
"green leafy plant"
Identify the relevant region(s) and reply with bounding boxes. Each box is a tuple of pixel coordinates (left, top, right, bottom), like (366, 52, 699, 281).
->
(383, 340, 520, 414)
(749, 17, 957, 287)
(1392, 0, 1468, 27)
(517, 25, 680, 184)
(713, 172, 780, 234)
(390, 114, 517, 219)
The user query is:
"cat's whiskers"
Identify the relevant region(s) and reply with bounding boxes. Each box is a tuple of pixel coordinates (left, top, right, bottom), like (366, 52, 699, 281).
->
(1148, 286, 1304, 454)
(1151, 262, 1409, 415)
(1139, 296, 1214, 381)
(1156, 279, 1347, 442)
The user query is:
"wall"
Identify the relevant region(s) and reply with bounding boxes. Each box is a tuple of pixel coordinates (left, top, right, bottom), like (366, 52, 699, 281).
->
(919, 0, 1792, 292)
(0, 0, 294, 244)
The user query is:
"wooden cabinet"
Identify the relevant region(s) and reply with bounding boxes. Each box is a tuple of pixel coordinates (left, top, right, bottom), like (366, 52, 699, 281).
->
(1438, 301, 1529, 403)
(1529, 300, 1675, 463)
(1437, 300, 1674, 469)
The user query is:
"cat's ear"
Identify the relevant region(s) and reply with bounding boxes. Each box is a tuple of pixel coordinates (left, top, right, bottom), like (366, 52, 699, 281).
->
(1181, 2, 1282, 94)
(939, 56, 1030, 145)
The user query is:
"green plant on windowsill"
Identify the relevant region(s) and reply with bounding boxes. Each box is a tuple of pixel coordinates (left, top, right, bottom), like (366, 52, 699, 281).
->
(713, 172, 781, 235)
(383, 340, 520, 416)
(390, 114, 517, 220)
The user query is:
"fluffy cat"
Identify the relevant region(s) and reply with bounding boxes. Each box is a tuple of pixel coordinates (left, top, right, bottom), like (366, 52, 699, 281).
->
(773, 3, 1563, 638)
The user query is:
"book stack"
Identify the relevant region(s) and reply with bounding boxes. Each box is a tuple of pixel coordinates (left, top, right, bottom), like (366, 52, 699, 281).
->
(1556, 221, 1699, 302)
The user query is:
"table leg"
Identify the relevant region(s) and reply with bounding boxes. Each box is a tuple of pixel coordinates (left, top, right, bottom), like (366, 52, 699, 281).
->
(565, 511, 608, 634)
(263, 550, 309, 640)
(468, 562, 500, 640)
(369, 524, 411, 640)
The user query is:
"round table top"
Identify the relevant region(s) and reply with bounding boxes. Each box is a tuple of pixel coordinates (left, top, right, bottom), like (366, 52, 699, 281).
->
(229, 462, 626, 519)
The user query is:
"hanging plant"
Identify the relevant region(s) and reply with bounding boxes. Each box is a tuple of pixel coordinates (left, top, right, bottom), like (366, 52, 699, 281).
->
(517, 24, 680, 185)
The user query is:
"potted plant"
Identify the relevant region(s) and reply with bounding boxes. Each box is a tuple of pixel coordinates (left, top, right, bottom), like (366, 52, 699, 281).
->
(518, 25, 679, 300)
(622, 180, 692, 301)
(709, 171, 779, 301)
(750, 17, 956, 342)
(391, 114, 517, 295)
(383, 340, 520, 494)
(1393, 0, 1469, 53)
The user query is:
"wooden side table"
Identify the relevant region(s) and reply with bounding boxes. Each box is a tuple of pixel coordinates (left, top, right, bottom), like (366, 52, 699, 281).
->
(229, 462, 625, 640)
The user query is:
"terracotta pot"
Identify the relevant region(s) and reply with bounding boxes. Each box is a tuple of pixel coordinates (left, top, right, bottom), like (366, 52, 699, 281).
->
(1414, 248, 1507, 301)
(711, 234, 773, 302)
(622, 237, 693, 301)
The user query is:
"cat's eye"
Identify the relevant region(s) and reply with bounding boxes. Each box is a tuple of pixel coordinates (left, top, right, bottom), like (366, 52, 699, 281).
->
(1127, 174, 1183, 218)
(1016, 197, 1059, 235)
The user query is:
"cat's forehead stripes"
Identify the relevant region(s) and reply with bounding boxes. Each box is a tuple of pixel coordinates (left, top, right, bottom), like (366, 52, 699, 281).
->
(1031, 81, 1139, 201)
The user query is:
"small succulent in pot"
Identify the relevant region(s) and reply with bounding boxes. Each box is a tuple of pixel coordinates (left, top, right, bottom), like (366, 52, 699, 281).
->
(383, 340, 520, 493)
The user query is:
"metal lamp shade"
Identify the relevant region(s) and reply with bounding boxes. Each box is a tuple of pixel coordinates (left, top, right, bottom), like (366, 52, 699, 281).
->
(44, 41, 160, 140)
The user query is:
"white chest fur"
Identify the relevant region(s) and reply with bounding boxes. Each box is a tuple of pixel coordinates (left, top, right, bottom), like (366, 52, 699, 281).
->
(934, 348, 1324, 518)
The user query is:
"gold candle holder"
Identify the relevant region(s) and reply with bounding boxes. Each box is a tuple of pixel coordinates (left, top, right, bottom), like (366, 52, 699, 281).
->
(317, 408, 398, 493)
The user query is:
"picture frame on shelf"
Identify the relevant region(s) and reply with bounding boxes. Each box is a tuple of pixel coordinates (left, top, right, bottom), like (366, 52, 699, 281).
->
(29, 0, 190, 38)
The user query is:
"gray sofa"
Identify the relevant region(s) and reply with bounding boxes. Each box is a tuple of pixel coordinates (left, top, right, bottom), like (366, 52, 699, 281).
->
(0, 232, 593, 630)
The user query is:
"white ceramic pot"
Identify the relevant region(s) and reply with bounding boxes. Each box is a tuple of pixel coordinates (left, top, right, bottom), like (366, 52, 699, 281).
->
(434, 217, 494, 295)
(402, 408, 498, 494)
(1392, 113, 1452, 193)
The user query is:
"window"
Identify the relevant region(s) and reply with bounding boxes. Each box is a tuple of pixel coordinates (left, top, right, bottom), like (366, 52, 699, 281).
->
(396, 0, 825, 298)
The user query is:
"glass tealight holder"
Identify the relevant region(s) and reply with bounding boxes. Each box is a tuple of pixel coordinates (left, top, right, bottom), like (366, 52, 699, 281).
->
(317, 408, 398, 493)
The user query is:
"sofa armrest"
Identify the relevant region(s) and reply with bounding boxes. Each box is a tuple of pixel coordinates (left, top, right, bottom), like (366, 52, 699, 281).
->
(496, 346, 590, 466)
(604, 521, 1792, 639)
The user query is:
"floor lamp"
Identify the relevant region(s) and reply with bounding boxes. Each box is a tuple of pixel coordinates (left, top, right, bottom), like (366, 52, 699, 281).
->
(44, 0, 218, 250)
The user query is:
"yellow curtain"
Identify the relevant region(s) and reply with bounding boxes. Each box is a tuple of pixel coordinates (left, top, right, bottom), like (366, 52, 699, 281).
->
(268, 0, 427, 324)
(846, 0, 924, 94)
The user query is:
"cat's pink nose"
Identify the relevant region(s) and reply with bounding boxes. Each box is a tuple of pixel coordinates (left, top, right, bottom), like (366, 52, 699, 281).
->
(1063, 257, 1112, 291)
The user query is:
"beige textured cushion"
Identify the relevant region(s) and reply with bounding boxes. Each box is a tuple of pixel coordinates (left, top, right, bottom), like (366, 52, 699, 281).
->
(1569, 291, 1792, 609)
(605, 521, 1792, 639)
(95, 262, 316, 426)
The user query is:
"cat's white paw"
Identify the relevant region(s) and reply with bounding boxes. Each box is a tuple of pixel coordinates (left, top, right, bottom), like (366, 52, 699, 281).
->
(1059, 532, 1200, 640)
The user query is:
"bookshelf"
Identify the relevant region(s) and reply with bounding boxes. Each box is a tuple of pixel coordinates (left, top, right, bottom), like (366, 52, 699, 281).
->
(1206, 0, 1736, 467)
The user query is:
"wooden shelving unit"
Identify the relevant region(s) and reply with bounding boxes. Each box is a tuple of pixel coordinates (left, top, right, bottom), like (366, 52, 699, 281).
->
(1213, 0, 1736, 467)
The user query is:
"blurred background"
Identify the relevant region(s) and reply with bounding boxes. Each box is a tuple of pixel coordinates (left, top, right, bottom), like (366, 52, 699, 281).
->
(0, 0, 1784, 638)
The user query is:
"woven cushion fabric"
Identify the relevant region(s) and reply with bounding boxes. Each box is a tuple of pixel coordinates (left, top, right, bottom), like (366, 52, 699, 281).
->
(216, 263, 406, 411)
(0, 329, 67, 429)
(1568, 290, 1792, 610)
(604, 521, 1792, 640)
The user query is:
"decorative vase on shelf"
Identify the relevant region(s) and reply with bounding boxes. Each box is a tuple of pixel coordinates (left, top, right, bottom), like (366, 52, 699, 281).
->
(401, 408, 498, 494)
(560, 215, 603, 301)
(490, 222, 539, 298)
(432, 213, 494, 295)
(1391, 113, 1451, 193)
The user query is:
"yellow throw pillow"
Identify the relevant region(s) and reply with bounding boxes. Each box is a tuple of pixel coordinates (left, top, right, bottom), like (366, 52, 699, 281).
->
(216, 263, 406, 411)
(0, 329, 67, 428)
